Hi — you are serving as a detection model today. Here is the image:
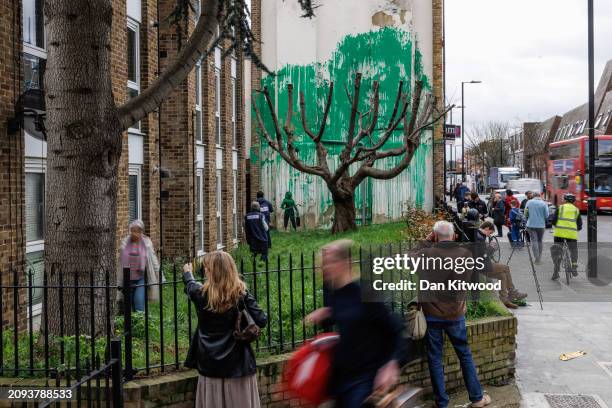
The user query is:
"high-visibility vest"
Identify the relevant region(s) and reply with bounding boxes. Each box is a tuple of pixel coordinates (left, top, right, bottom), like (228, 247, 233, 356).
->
(553, 203, 579, 240)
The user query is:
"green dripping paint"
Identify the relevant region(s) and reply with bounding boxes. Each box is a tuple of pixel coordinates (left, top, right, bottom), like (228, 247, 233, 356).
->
(256, 27, 433, 224)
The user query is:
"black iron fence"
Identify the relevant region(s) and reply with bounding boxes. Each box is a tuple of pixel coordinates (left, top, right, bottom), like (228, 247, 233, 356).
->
(1, 242, 416, 381)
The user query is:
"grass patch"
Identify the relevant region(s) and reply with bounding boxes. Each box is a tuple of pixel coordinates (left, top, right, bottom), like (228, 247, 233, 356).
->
(2, 221, 511, 377)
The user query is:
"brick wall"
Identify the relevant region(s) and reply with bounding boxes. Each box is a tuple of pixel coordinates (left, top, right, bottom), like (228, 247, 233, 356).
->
(0, 0, 26, 329)
(159, 3, 246, 258)
(119, 316, 516, 407)
(431, 0, 445, 202)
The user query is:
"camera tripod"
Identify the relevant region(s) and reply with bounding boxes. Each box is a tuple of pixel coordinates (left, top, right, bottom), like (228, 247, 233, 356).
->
(505, 228, 544, 310)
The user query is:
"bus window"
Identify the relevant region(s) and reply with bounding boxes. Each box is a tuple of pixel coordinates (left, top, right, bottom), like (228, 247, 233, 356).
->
(550, 143, 580, 160)
(553, 175, 569, 190)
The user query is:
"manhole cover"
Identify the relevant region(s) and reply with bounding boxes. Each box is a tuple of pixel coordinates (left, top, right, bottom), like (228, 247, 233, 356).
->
(545, 394, 603, 408)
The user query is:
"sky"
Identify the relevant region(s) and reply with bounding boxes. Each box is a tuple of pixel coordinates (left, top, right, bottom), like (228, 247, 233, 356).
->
(445, 0, 612, 140)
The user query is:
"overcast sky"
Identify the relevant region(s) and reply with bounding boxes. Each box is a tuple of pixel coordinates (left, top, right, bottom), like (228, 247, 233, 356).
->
(446, 0, 612, 139)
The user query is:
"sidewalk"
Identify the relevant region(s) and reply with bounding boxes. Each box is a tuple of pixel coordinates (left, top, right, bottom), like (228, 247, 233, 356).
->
(419, 383, 521, 407)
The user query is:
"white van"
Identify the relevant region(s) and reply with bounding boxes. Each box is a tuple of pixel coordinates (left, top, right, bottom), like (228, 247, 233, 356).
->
(506, 178, 544, 194)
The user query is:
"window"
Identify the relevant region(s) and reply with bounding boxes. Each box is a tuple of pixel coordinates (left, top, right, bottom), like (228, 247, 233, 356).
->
(578, 120, 587, 134)
(216, 170, 223, 247)
(23, 53, 45, 94)
(232, 170, 238, 241)
(196, 170, 204, 253)
(194, 61, 203, 143)
(215, 48, 222, 146)
(231, 77, 237, 148)
(25, 163, 45, 309)
(595, 114, 604, 129)
(128, 166, 142, 223)
(26, 173, 45, 242)
(602, 110, 612, 130)
(127, 19, 140, 131)
(23, 0, 44, 49)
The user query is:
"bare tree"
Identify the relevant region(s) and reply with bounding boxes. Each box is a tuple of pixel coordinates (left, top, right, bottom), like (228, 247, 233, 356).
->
(466, 121, 512, 174)
(253, 73, 450, 233)
(43, 0, 316, 334)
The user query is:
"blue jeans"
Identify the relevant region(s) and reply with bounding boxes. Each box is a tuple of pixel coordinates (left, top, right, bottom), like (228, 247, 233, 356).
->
(130, 278, 145, 312)
(425, 317, 483, 408)
(334, 376, 374, 408)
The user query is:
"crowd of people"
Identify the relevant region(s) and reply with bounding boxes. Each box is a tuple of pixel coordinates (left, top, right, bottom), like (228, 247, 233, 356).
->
(113, 184, 584, 407)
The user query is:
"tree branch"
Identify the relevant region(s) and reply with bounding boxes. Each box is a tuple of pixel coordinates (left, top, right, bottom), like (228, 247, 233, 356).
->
(117, 0, 220, 130)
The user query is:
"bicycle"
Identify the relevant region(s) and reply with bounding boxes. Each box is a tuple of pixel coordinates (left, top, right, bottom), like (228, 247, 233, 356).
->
(559, 241, 574, 286)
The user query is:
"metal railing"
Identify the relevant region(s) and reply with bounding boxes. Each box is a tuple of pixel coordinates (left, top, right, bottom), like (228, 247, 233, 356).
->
(0, 242, 414, 380)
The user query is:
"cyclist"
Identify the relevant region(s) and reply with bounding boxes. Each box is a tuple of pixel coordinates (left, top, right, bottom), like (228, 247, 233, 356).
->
(551, 193, 582, 280)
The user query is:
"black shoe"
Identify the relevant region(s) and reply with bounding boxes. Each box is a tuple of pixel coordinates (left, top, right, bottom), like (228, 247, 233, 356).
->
(571, 268, 578, 277)
(552, 271, 560, 281)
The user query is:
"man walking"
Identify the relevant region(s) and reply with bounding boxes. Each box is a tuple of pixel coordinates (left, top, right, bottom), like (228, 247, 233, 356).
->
(525, 192, 549, 264)
(244, 201, 269, 262)
(419, 221, 491, 408)
(305, 240, 409, 407)
(551, 194, 582, 280)
(520, 191, 533, 210)
(256, 191, 274, 248)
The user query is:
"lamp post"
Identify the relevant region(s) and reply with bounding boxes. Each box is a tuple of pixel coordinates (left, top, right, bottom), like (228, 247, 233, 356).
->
(587, 0, 597, 277)
(461, 81, 482, 181)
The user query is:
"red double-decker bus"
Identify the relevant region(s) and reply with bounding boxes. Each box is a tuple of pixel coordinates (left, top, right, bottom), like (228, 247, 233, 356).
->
(547, 135, 612, 211)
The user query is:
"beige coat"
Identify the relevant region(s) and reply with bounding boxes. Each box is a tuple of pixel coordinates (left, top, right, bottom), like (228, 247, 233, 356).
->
(117, 235, 162, 302)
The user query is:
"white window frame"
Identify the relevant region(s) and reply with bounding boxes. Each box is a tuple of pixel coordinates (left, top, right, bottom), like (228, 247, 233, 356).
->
(195, 169, 205, 255)
(231, 67, 237, 149)
(127, 18, 141, 132)
(194, 60, 203, 144)
(216, 170, 223, 248)
(25, 159, 46, 315)
(232, 170, 238, 242)
(128, 164, 142, 223)
(215, 48, 222, 147)
(23, 0, 46, 52)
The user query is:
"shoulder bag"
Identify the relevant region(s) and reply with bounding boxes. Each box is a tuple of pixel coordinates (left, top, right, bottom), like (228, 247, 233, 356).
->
(234, 296, 261, 343)
(405, 300, 427, 340)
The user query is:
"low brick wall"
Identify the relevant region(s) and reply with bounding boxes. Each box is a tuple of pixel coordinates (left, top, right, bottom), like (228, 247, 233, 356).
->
(0, 316, 516, 408)
(126, 315, 517, 407)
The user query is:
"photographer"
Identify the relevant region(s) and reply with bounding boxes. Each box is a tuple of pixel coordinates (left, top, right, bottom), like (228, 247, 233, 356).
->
(474, 222, 527, 309)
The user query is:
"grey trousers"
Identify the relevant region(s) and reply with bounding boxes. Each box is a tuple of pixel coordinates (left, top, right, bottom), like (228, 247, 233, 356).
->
(528, 228, 545, 261)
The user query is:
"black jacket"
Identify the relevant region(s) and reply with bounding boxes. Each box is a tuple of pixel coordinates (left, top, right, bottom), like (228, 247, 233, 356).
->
(467, 199, 488, 216)
(256, 198, 274, 223)
(183, 272, 268, 378)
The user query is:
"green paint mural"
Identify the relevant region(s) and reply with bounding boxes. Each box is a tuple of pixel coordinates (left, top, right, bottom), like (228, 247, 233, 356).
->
(256, 27, 433, 227)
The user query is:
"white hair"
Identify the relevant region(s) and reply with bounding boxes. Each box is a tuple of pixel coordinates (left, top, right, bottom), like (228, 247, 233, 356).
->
(433, 220, 455, 240)
(533, 192, 541, 198)
(129, 219, 145, 232)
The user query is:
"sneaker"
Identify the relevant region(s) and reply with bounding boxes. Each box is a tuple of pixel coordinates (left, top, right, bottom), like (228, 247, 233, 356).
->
(471, 394, 492, 407)
(509, 289, 527, 300)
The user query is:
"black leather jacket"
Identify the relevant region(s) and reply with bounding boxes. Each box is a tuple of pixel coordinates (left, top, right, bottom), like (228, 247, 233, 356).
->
(183, 272, 268, 378)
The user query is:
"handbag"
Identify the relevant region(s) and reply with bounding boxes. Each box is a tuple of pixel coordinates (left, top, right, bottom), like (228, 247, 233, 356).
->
(405, 301, 427, 340)
(296, 215, 301, 227)
(234, 297, 260, 343)
(283, 333, 339, 405)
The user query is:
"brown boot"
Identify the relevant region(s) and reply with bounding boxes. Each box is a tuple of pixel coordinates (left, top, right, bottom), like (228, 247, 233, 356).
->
(502, 299, 519, 309)
(509, 289, 527, 300)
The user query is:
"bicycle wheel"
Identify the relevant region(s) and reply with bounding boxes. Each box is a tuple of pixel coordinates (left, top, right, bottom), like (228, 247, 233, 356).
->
(487, 235, 501, 263)
(562, 246, 572, 285)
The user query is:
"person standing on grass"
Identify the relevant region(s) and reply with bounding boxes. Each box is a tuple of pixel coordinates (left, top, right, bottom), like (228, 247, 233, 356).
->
(244, 201, 269, 262)
(118, 219, 160, 312)
(281, 191, 298, 231)
(183, 252, 267, 408)
(525, 192, 549, 264)
(305, 240, 410, 407)
(419, 221, 491, 408)
(256, 191, 274, 248)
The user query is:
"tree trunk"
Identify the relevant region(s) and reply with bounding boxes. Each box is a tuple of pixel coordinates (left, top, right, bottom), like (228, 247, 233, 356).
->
(44, 0, 120, 335)
(330, 187, 357, 234)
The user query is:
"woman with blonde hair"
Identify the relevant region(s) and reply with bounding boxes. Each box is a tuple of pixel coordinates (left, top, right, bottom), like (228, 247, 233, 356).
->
(183, 251, 267, 408)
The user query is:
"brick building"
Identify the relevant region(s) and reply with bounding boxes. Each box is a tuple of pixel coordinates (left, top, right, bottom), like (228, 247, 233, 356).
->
(1, 0, 247, 325)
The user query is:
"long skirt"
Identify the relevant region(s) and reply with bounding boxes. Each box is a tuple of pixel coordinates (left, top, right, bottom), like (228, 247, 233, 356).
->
(195, 374, 261, 408)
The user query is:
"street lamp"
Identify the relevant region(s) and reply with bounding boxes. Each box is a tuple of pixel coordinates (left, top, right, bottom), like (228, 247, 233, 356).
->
(587, 0, 597, 277)
(461, 81, 482, 181)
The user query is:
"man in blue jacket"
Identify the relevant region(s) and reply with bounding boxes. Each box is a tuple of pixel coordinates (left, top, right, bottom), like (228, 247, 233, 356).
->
(524, 192, 549, 264)
(256, 191, 274, 248)
(244, 201, 269, 262)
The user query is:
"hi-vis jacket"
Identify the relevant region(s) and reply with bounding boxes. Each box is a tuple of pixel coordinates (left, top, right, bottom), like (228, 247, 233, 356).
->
(553, 203, 582, 240)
